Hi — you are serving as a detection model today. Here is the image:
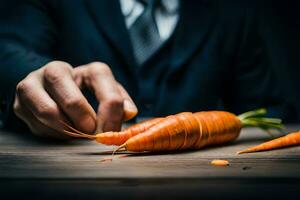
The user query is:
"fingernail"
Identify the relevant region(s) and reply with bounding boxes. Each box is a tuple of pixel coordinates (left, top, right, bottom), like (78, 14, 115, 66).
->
(124, 99, 137, 112)
(123, 100, 138, 121)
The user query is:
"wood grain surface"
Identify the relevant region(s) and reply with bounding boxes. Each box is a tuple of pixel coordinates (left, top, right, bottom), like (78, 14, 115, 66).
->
(0, 125, 300, 199)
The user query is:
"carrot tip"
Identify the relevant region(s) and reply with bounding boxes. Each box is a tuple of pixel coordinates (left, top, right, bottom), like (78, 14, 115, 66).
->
(63, 129, 95, 139)
(113, 144, 127, 154)
(237, 150, 250, 154)
(101, 144, 127, 163)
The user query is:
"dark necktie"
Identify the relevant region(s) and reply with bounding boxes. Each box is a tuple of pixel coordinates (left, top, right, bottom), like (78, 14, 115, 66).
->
(129, 0, 163, 65)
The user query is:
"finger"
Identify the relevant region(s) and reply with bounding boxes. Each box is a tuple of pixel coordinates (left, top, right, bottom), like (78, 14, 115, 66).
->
(73, 66, 85, 89)
(116, 83, 138, 121)
(43, 61, 96, 133)
(82, 62, 124, 132)
(14, 95, 70, 139)
(16, 71, 71, 133)
(13, 94, 39, 134)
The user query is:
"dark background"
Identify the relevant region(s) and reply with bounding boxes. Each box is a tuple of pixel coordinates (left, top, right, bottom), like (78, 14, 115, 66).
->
(1, 0, 300, 121)
(258, 0, 300, 122)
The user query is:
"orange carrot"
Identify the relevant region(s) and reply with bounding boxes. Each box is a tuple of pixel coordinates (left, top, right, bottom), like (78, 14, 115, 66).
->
(61, 109, 283, 153)
(62, 117, 163, 146)
(116, 111, 242, 152)
(238, 131, 300, 154)
(114, 109, 282, 152)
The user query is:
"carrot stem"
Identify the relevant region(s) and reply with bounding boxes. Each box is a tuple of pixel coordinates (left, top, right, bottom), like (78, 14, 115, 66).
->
(238, 108, 267, 120)
(238, 108, 284, 135)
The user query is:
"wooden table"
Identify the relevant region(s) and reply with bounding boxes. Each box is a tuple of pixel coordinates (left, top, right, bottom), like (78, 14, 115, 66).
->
(1, 126, 300, 199)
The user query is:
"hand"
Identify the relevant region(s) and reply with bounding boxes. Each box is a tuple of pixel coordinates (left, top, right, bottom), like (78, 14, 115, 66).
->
(73, 62, 138, 132)
(13, 61, 137, 139)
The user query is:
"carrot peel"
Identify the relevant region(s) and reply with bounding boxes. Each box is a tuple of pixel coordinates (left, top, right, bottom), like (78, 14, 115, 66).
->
(211, 159, 229, 166)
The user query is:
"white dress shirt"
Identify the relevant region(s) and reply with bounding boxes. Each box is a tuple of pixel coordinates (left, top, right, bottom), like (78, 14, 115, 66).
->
(119, 0, 180, 42)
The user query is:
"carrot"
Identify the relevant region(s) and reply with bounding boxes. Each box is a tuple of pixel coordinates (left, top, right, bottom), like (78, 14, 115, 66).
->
(238, 131, 300, 154)
(62, 117, 163, 146)
(116, 111, 242, 152)
(61, 109, 283, 153)
(114, 109, 282, 152)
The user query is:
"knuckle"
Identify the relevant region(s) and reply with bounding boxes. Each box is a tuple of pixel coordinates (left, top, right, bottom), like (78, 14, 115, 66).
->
(88, 62, 112, 76)
(35, 104, 57, 119)
(16, 79, 33, 94)
(104, 95, 123, 109)
(63, 96, 85, 109)
(44, 61, 72, 83)
(47, 61, 71, 69)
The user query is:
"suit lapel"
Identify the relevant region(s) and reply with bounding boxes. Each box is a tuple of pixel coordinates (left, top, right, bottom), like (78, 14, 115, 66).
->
(84, 0, 215, 71)
(170, 0, 216, 70)
(85, 0, 136, 69)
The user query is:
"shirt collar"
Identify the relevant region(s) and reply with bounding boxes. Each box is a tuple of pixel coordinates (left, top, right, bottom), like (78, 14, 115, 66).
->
(120, 0, 136, 17)
(120, 0, 179, 16)
(161, 0, 179, 14)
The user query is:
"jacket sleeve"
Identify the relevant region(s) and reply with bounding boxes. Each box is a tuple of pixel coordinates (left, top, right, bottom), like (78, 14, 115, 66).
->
(222, 5, 292, 121)
(0, 0, 56, 129)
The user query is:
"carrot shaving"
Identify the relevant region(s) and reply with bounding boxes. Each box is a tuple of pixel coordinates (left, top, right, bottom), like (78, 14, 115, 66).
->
(211, 159, 229, 166)
(100, 157, 113, 162)
(118, 155, 129, 159)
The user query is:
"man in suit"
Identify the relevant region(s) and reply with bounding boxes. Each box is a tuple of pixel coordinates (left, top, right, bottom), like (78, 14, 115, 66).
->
(0, 0, 286, 138)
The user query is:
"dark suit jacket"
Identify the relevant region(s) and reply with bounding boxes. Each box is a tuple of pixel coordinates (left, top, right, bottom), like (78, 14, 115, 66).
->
(0, 0, 290, 130)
